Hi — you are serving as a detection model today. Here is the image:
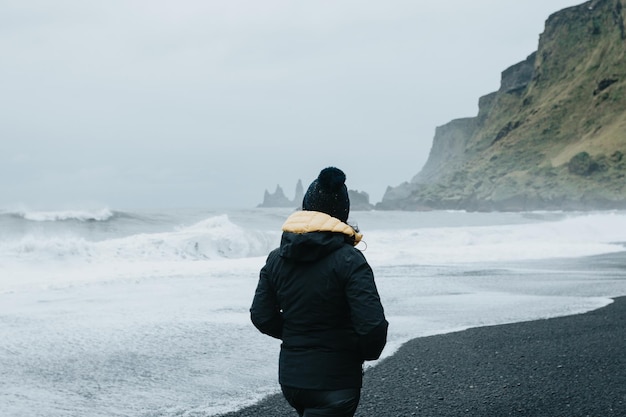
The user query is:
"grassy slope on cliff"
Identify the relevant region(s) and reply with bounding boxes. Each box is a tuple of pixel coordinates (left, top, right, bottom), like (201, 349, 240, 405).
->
(383, 0, 626, 211)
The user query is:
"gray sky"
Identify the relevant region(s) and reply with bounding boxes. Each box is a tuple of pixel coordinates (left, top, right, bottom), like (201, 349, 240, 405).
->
(1, 0, 583, 210)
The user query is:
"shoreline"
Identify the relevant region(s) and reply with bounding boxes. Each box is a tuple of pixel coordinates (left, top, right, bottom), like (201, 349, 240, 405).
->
(217, 296, 626, 417)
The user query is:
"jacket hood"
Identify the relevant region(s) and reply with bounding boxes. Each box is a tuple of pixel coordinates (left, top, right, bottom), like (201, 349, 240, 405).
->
(279, 211, 363, 262)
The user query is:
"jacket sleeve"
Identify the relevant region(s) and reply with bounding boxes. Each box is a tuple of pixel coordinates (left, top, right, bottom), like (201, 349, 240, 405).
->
(250, 252, 283, 339)
(344, 252, 388, 361)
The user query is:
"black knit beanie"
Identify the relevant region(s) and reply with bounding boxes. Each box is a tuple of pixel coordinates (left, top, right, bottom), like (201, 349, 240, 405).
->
(302, 167, 350, 222)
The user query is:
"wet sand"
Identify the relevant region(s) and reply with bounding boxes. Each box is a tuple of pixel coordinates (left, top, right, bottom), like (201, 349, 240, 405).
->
(217, 296, 626, 417)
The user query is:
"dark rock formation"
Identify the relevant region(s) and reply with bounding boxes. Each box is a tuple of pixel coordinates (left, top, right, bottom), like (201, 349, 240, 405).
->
(257, 185, 294, 208)
(258, 181, 374, 211)
(293, 179, 304, 206)
(500, 52, 536, 95)
(568, 152, 599, 176)
(348, 190, 374, 211)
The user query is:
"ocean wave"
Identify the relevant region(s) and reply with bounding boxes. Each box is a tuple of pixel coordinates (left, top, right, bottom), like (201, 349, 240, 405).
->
(7, 208, 116, 222)
(365, 211, 626, 265)
(3, 209, 626, 276)
(0, 214, 277, 263)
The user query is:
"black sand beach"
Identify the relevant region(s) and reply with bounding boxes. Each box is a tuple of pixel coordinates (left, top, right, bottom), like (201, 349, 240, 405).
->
(218, 296, 626, 417)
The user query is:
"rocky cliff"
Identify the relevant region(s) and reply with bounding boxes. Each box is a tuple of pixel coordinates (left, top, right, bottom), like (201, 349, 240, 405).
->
(379, 0, 626, 211)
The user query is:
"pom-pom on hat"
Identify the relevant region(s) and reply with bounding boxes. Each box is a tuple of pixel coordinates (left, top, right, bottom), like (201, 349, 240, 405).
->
(302, 167, 350, 222)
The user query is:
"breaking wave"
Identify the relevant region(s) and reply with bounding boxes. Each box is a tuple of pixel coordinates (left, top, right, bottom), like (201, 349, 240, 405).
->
(6, 208, 116, 222)
(1, 214, 277, 263)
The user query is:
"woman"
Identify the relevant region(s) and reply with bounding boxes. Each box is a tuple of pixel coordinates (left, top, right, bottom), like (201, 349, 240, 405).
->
(250, 166, 388, 417)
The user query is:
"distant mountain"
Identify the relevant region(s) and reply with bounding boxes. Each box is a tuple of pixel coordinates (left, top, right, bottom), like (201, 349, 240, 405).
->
(379, 0, 626, 211)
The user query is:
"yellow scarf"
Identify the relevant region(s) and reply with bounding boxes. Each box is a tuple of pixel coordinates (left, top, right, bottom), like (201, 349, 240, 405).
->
(282, 211, 363, 245)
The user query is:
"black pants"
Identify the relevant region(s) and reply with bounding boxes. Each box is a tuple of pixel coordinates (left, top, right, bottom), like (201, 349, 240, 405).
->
(281, 385, 361, 417)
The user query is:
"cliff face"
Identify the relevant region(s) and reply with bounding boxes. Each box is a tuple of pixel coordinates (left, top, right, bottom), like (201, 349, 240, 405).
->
(380, 0, 626, 211)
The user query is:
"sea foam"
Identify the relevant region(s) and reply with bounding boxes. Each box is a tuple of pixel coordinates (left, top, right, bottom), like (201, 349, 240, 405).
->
(1, 208, 626, 417)
(1, 214, 276, 264)
(14, 208, 115, 222)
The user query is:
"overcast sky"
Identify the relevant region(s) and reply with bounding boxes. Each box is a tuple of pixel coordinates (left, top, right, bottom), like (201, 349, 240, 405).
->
(1, 0, 583, 210)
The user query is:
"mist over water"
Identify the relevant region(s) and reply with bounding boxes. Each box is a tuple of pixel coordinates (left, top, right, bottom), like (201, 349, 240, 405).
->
(1, 207, 625, 416)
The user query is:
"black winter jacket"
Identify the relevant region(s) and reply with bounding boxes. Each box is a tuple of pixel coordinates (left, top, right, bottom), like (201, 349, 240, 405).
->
(250, 211, 388, 390)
